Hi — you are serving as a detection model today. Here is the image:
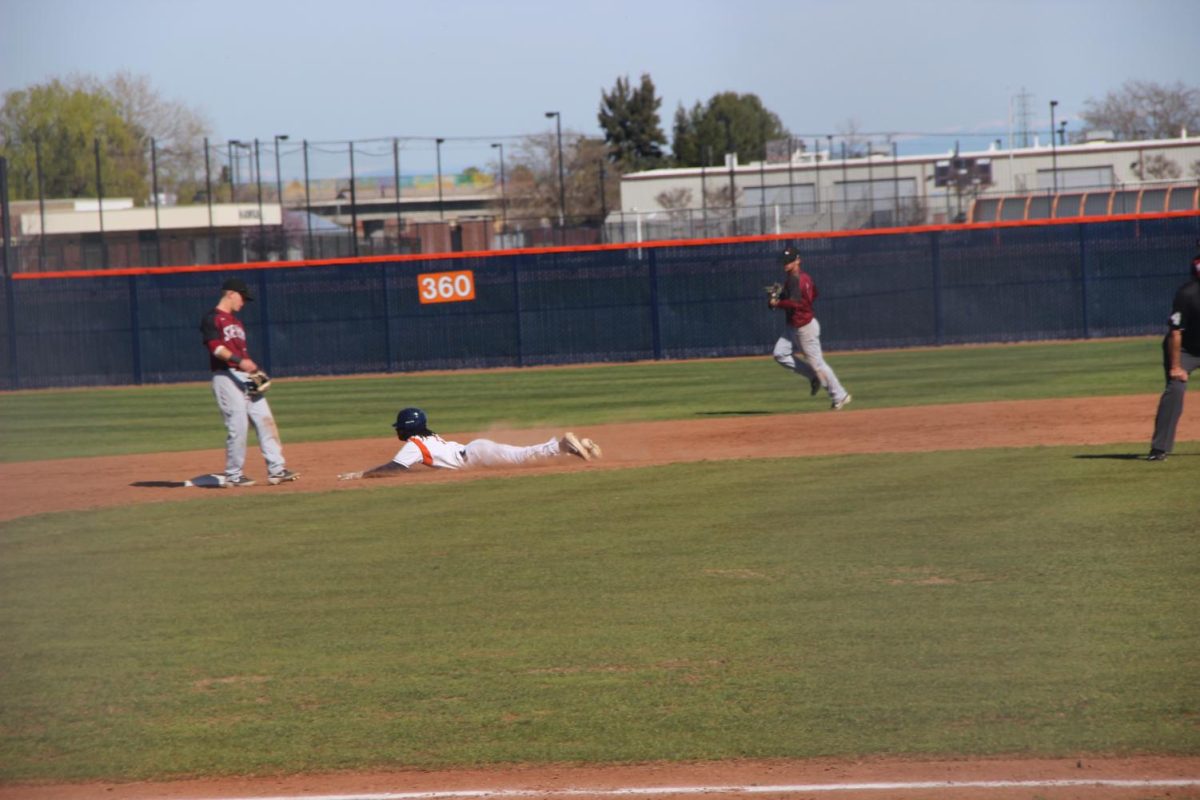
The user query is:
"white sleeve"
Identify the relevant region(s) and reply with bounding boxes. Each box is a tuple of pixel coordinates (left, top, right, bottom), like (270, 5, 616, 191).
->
(391, 441, 422, 468)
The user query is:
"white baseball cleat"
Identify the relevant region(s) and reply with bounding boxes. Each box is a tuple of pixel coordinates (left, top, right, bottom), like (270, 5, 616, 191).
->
(832, 393, 853, 410)
(580, 437, 602, 459)
(561, 432, 591, 461)
(268, 469, 300, 485)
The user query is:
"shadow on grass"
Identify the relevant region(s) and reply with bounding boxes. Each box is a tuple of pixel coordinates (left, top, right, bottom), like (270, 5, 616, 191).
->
(1074, 452, 1195, 461)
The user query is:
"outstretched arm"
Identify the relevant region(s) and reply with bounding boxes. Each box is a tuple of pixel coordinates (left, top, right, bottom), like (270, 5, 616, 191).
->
(338, 461, 408, 481)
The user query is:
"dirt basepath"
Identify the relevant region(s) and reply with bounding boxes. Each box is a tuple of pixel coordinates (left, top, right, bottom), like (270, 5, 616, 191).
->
(0, 394, 1193, 523)
(2, 394, 1196, 799)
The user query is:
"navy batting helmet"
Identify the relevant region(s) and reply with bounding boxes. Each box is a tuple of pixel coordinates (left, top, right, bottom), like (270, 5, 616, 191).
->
(393, 407, 428, 436)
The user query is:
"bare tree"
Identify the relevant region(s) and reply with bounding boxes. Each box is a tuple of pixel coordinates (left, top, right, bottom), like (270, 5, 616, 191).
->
(836, 118, 868, 158)
(106, 71, 212, 203)
(704, 184, 743, 209)
(1143, 153, 1182, 180)
(655, 187, 693, 210)
(1081, 80, 1200, 140)
(505, 131, 615, 225)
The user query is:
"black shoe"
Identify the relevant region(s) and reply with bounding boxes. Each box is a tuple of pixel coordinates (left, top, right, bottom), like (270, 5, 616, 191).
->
(1147, 450, 1168, 462)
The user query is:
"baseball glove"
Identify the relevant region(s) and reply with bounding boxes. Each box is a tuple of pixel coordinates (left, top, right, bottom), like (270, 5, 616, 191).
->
(245, 370, 271, 396)
(764, 282, 783, 303)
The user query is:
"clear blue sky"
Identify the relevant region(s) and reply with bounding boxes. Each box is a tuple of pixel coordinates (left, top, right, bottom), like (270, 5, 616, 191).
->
(2, 0, 1197, 176)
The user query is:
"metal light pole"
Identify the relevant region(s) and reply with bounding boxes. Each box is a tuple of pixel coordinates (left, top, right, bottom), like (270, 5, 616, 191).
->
(254, 138, 265, 252)
(758, 119, 767, 233)
(892, 139, 900, 225)
(302, 139, 313, 257)
(1050, 100, 1059, 194)
(392, 137, 403, 242)
(35, 138, 46, 268)
(1135, 129, 1146, 181)
(273, 134, 288, 256)
(204, 137, 215, 260)
(273, 134, 289, 204)
(0, 157, 9, 276)
(598, 158, 607, 239)
(812, 138, 820, 213)
(348, 141, 359, 257)
(150, 137, 162, 265)
(787, 136, 795, 212)
(93, 138, 108, 268)
(826, 134, 834, 228)
(435, 137, 446, 221)
(227, 140, 239, 201)
(491, 142, 507, 229)
(545, 111, 566, 227)
(840, 140, 848, 215)
(722, 116, 735, 204)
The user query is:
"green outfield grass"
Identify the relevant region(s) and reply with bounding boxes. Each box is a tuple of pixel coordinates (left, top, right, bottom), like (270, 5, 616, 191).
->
(1, 447, 1196, 782)
(0, 338, 1167, 462)
(1, 336, 1196, 784)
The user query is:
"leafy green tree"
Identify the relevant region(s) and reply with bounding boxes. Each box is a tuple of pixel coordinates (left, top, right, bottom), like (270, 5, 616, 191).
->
(670, 92, 789, 168)
(598, 73, 667, 172)
(0, 78, 147, 201)
(1, 73, 210, 204)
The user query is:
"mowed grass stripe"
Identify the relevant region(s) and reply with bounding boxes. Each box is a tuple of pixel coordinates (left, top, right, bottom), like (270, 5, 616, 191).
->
(0, 338, 1165, 462)
(1, 445, 1196, 781)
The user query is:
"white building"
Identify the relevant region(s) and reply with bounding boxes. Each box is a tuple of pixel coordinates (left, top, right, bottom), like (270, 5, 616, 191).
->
(612, 133, 1200, 241)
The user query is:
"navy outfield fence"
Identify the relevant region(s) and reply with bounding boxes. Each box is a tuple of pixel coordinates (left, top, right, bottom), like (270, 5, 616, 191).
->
(2, 211, 1198, 390)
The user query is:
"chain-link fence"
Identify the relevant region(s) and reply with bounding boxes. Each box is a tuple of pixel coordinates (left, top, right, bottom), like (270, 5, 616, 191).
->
(3, 212, 1197, 389)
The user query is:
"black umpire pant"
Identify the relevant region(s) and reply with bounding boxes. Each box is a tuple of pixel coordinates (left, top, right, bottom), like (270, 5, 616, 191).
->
(1150, 343, 1200, 455)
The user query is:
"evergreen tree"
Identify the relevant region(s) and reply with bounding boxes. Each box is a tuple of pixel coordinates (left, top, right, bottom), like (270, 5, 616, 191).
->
(598, 73, 667, 172)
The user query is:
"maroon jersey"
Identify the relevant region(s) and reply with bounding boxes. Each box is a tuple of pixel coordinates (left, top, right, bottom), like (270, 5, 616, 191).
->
(775, 270, 818, 328)
(200, 308, 250, 372)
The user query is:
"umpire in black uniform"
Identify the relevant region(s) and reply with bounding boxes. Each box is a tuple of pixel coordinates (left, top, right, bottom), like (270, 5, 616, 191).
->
(1148, 252, 1200, 461)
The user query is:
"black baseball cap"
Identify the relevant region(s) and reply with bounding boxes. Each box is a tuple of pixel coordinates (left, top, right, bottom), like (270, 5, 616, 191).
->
(221, 278, 254, 301)
(780, 245, 801, 264)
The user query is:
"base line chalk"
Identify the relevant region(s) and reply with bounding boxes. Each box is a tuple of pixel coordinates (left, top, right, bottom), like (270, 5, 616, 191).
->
(202, 777, 1200, 800)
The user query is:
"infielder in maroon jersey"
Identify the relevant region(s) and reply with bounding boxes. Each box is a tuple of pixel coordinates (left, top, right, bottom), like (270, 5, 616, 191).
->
(770, 244, 852, 410)
(200, 278, 298, 487)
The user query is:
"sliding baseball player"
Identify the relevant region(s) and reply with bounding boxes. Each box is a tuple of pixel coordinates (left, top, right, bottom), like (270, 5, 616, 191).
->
(337, 407, 601, 480)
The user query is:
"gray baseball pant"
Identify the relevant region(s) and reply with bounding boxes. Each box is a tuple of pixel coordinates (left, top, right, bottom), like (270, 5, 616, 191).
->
(774, 319, 848, 402)
(1150, 348, 1200, 454)
(211, 372, 286, 479)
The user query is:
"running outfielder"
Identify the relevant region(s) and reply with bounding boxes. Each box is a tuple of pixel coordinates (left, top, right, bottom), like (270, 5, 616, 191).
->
(200, 278, 298, 488)
(768, 244, 852, 409)
(337, 407, 602, 480)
